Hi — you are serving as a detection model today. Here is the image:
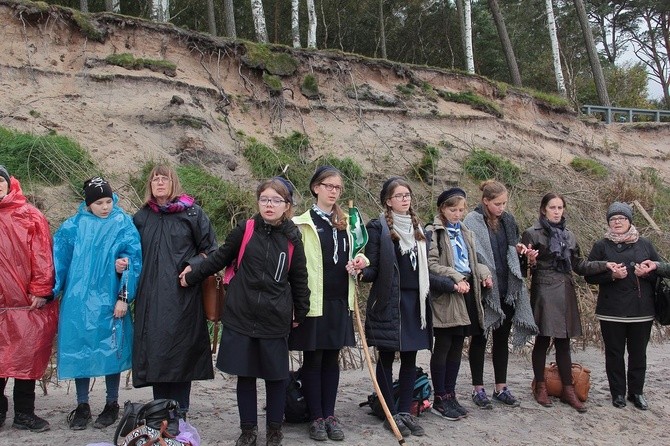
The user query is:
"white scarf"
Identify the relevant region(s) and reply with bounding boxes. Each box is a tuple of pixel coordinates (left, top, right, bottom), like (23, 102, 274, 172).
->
(392, 212, 430, 329)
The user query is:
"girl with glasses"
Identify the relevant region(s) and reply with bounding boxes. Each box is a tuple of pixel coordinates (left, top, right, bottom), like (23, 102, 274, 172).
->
(289, 166, 364, 441)
(180, 177, 310, 446)
(350, 177, 432, 437)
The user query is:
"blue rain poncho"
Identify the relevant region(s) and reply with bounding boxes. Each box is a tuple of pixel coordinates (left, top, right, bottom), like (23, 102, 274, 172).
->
(53, 195, 142, 379)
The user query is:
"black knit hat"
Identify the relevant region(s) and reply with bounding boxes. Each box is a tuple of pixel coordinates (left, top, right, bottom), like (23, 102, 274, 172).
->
(380, 177, 403, 205)
(309, 165, 339, 197)
(0, 165, 10, 186)
(607, 201, 633, 223)
(83, 177, 113, 206)
(437, 187, 466, 208)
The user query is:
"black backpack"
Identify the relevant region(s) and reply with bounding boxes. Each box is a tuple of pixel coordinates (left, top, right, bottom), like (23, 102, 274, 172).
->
(284, 368, 310, 423)
(113, 399, 181, 445)
(359, 367, 432, 418)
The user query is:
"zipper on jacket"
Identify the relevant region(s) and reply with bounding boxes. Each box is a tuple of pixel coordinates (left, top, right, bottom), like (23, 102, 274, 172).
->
(274, 252, 286, 282)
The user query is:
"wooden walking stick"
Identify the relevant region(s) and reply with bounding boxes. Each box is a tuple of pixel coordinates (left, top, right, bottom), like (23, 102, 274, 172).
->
(348, 201, 406, 444)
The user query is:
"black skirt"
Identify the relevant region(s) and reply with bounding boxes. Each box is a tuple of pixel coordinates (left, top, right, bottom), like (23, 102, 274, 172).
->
(399, 289, 432, 352)
(288, 298, 356, 351)
(216, 326, 289, 381)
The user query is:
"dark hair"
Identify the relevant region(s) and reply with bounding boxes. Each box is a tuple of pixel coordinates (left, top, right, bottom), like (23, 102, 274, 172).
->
(381, 178, 425, 242)
(310, 167, 346, 231)
(539, 192, 565, 217)
(256, 177, 295, 221)
(479, 180, 508, 231)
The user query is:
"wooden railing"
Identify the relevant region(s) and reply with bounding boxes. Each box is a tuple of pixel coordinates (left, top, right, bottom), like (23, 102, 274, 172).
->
(581, 105, 670, 124)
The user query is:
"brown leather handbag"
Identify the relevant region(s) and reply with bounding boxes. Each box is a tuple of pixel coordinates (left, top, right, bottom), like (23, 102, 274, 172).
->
(202, 273, 224, 322)
(532, 362, 591, 402)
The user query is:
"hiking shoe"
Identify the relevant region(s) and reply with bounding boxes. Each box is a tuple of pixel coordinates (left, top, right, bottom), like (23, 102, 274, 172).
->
(266, 422, 283, 446)
(325, 416, 345, 441)
(67, 403, 92, 430)
(449, 393, 468, 417)
(93, 401, 119, 428)
(309, 418, 327, 441)
(235, 425, 258, 446)
(12, 412, 50, 432)
(471, 388, 493, 409)
(493, 387, 520, 407)
(383, 413, 411, 437)
(397, 412, 425, 436)
(431, 395, 462, 421)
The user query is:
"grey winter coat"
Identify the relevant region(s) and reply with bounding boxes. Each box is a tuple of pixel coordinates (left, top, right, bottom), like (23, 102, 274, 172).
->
(426, 216, 490, 329)
(521, 221, 608, 338)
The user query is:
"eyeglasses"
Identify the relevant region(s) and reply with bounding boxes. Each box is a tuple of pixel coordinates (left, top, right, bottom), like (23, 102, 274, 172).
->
(320, 183, 343, 193)
(609, 216, 628, 223)
(258, 197, 287, 206)
(391, 193, 412, 201)
(151, 175, 171, 184)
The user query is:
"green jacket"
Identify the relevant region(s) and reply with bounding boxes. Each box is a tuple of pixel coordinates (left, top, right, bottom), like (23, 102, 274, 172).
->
(293, 210, 360, 317)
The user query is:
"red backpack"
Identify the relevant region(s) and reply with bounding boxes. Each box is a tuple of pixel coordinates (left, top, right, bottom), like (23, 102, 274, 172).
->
(222, 219, 294, 285)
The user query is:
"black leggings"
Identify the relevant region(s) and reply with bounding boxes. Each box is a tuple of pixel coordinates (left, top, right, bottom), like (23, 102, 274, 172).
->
(430, 331, 465, 396)
(152, 381, 191, 414)
(376, 350, 417, 414)
(301, 349, 341, 420)
(237, 377, 286, 427)
(469, 308, 513, 386)
(0, 378, 35, 414)
(532, 336, 572, 384)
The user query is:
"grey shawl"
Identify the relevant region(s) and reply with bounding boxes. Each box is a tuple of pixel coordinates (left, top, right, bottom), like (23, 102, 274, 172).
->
(463, 208, 538, 347)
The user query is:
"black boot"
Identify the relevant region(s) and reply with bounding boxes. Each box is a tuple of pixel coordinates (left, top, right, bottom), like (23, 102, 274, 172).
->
(235, 424, 258, 446)
(266, 422, 283, 446)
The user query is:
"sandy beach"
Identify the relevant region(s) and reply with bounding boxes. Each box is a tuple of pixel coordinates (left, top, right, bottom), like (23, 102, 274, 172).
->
(2, 341, 670, 446)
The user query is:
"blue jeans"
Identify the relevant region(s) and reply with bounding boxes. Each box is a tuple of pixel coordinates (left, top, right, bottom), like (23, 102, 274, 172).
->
(75, 374, 121, 405)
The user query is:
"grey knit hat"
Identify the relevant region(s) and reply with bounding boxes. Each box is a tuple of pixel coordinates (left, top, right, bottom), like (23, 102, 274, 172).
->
(0, 165, 10, 186)
(607, 201, 633, 223)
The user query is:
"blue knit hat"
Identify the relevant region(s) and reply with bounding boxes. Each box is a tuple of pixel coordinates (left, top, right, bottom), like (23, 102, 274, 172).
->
(437, 187, 466, 208)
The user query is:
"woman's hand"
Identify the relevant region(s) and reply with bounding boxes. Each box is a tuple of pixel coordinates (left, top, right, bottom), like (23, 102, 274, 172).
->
(115, 257, 129, 274)
(29, 295, 47, 309)
(612, 264, 628, 279)
(347, 257, 367, 276)
(179, 265, 192, 287)
(634, 260, 656, 277)
(482, 276, 493, 288)
(455, 280, 470, 294)
(605, 262, 619, 272)
(114, 300, 128, 318)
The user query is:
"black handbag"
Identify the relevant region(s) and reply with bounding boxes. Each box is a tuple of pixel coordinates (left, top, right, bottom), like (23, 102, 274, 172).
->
(113, 399, 181, 445)
(655, 276, 670, 325)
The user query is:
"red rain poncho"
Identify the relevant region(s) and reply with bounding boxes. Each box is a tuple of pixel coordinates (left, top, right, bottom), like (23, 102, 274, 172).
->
(0, 177, 58, 379)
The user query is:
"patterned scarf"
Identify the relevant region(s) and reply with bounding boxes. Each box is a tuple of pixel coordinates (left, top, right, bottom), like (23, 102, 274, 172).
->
(447, 222, 470, 274)
(605, 224, 640, 244)
(539, 215, 572, 273)
(148, 194, 195, 214)
(392, 212, 430, 329)
(312, 204, 338, 264)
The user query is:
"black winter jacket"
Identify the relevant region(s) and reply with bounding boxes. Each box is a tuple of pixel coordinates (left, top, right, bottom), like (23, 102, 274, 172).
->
(360, 218, 442, 351)
(585, 237, 659, 319)
(187, 214, 310, 338)
(132, 204, 217, 387)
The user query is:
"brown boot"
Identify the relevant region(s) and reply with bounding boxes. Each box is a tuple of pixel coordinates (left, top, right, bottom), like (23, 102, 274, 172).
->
(560, 385, 587, 413)
(533, 381, 553, 407)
